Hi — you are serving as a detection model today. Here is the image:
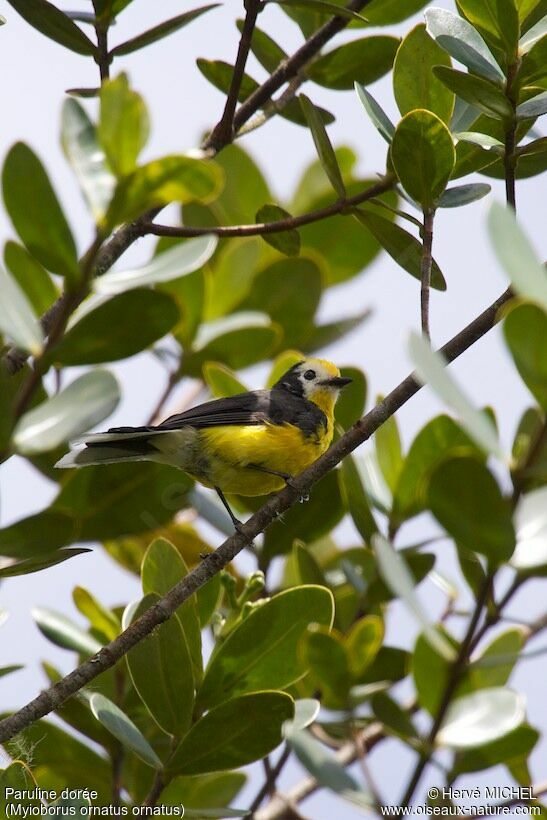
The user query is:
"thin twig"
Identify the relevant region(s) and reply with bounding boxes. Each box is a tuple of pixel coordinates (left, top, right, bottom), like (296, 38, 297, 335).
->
(142, 771, 164, 808)
(0, 285, 513, 744)
(249, 745, 292, 814)
(206, 0, 262, 152)
(504, 61, 519, 211)
(420, 209, 435, 341)
(95, 24, 111, 82)
(141, 177, 394, 239)
(401, 573, 493, 806)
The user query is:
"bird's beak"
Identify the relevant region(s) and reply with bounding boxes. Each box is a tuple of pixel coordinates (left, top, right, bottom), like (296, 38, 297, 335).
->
(322, 376, 352, 388)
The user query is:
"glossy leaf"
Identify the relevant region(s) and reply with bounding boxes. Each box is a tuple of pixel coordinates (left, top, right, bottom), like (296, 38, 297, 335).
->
(273, 0, 370, 23)
(96, 236, 217, 294)
(205, 238, 261, 319)
(456, 130, 505, 152)
(106, 156, 223, 228)
(346, 615, 384, 677)
(61, 99, 115, 221)
(256, 204, 301, 257)
(438, 182, 491, 207)
(517, 89, 547, 117)
(185, 312, 280, 375)
(339, 455, 378, 541)
(72, 586, 119, 642)
(126, 594, 194, 736)
(0, 548, 90, 577)
(433, 66, 513, 119)
(375, 404, 403, 492)
(14, 370, 120, 455)
(309, 36, 399, 90)
(512, 486, 547, 569)
(0, 265, 44, 355)
(111, 5, 218, 56)
(283, 698, 320, 734)
(90, 692, 162, 768)
(4, 241, 57, 316)
(504, 302, 547, 409)
(425, 7, 505, 84)
(519, 27, 547, 83)
(487, 202, 547, 310)
(452, 724, 539, 774)
(355, 84, 395, 143)
(393, 24, 454, 123)
(353, 209, 446, 290)
(372, 535, 455, 659)
(428, 456, 516, 562)
(300, 95, 345, 198)
(364, 0, 429, 25)
(301, 626, 351, 708)
(437, 688, 526, 749)
(98, 74, 149, 177)
(457, 0, 520, 54)
(203, 362, 247, 398)
(5, 0, 96, 55)
(0, 511, 75, 559)
(391, 110, 455, 208)
(198, 585, 334, 709)
(168, 692, 294, 775)
(412, 631, 452, 714)
(408, 331, 506, 459)
(467, 628, 524, 689)
(32, 607, 102, 655)
(3, 142, 79, 281)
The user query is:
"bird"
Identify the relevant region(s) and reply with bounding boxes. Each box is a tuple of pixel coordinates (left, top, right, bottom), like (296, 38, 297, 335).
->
(56, 358, 351, 531)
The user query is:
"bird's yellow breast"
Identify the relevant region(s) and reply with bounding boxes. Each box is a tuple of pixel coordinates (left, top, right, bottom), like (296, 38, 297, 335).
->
(190, 418, 333, 496)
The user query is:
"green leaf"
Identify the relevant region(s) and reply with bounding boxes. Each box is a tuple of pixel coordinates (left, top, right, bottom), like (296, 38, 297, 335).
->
(0, 265, 44, 355)
(364, 0, 429, 25)
(126, 594, 195, 736)
(96, 236, 217, 295)
(437, 688, 526, 748)
(90, 692, 162, 768)
(198, 585, 334, 709)
(256, 204, 301, 257)
(519, 27, 547, 82)
(433, 66, 513, 119)
(504, 302, 547, 409)
(518, 136, 547, 157)
(61, 99, 115, 222)
(14, 370, 120, 455)
(487, 202, 547, 310)
(98, 74, 149, 177)
(239, 256, 322, 348)
(372, 535, 455, 659)
(372, 692, 417, 739)
(301, 626, 351, 708)
(354, 84, 395, 143)
(168, 692, 294, 775)
(185, 313, 280, 375)
(73, 586, 120, 642)
(456, 130, 505, 152)
(283, 698, 320, 733)
(203, 362, 247, 398)
(111, 6, 218, 56)
(272, 0, 370, 24)
(392, 414, 482, 524)
(339, 455, 378, 542)
(0, 664, 23, 678)
(0, 511, 74, 559)
(240, 21, 287, 73)
(106, 156, 223, 228)
(5, 0, 96, 54)
(393, 24, 454, 123)
(302, 311, 371, 350)
(263, 471, 345, 559)
(391, 110, 455, 208)
(428, 456, 516, 562)
(408, 331, 506, 459)
(294, 542, 326, 586)
(375, 404, 403, 492)
(353, 209, 447, 290)
(0, 762, 40, 805)
(309, 36, 399, 91)
(512, 486, 547, 569)
(205, 238, 261, 319)
(32, 607, 102, 655)
(425, 7, 505, 84)
(334, 366, 366, 431)
(266, 350, 305, 387)
(466, 628, 524, 689)
(412, 631, 452, 714)
(142, 538, 202, 684)
(285, 728, 372, 810)
(0, 548, 91, 578)
(458, 0, 520, 55)
(452, 724, 539, 774)
(197, 58, 259, 102)
(299, 95, 345, 198)
(4, 241, 57, 316)
(2, 142, 79, 281)
(346, 615, 384, 676)
(517, 88, 547, 117)
(438, 182, 491, 207)
(161, 772, 246, 810)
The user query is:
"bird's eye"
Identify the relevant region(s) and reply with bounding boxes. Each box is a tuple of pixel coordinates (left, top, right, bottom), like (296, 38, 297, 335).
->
(304, 369, 316, 381)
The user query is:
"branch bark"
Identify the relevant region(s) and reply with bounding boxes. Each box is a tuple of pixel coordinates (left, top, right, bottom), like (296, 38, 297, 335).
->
(0, 285, 512, 744)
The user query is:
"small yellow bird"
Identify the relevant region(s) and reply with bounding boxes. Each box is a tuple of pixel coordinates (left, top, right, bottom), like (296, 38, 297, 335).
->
(57, 358, 351, 529)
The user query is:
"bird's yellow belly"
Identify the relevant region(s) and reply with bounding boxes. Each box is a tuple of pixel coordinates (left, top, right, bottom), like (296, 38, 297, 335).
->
(191, 423, 331, 496)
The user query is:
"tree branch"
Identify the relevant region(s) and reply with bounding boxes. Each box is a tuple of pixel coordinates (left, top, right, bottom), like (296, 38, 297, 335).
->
(0, 284, 512, 744)
(249, 745, 292, 814)
(206, 0, 262, 152)
(420, 209, 435, 341)
(141, 176, 394, 239)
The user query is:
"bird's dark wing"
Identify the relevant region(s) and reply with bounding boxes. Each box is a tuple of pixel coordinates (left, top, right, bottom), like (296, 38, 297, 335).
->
(156, 390, 271, 430)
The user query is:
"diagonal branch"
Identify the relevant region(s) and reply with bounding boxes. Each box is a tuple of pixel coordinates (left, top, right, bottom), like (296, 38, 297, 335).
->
(0, 285, 512, 744)
(141, 176, 394, 239)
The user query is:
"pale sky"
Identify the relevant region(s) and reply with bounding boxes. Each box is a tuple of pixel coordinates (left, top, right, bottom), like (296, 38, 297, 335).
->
(0, 1, 545, 816)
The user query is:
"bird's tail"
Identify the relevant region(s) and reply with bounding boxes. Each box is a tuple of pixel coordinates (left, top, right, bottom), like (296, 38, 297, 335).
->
(56, 426, 160, 469)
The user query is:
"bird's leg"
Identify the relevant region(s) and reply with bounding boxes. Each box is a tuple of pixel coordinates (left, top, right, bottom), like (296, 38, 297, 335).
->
(215, 487, 248, 537)
(248, 463, 309, 504)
